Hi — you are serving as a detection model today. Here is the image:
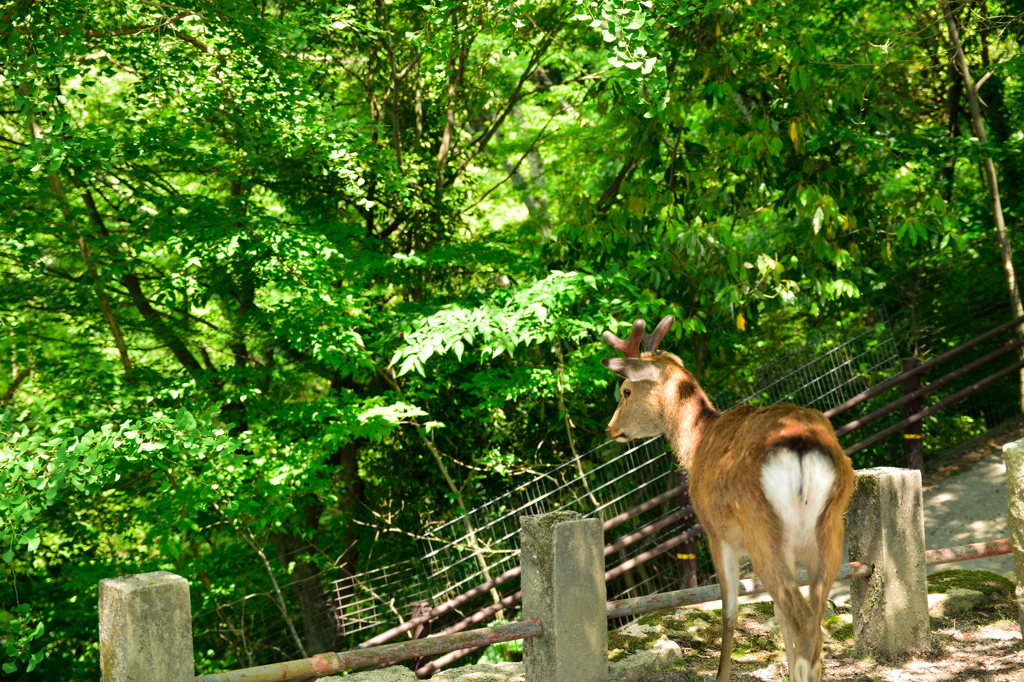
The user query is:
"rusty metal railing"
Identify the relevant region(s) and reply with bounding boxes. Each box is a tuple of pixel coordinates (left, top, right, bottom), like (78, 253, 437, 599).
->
(606, 537, 1012, 619)
(194, 619, 542, 682)
(925, 538, 1010, 565)
(195, 538, 1012, 682)
(606, 560, 873, 619)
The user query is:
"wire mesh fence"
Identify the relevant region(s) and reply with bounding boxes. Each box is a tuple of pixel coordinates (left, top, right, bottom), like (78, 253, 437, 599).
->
(706, 307, 901, 414)
(419, 437, 676, 597)
(192, 295, 1024, 671)
(411, 436, 693, 636)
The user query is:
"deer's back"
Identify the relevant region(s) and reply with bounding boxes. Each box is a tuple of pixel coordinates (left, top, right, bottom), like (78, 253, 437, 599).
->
(687, 403, 854, 549)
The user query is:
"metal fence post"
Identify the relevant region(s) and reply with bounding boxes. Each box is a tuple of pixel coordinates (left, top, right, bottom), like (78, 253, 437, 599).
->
(521, 510, 607, 682)
(902, 357, 924, 470)
(99, 571, 195, 682)
(846, 468, 930, 656)
(673, 470, 698, 589)
(409, 599, 433, 670)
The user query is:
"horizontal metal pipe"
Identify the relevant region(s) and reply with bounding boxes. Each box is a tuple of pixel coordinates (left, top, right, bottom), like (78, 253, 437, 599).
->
(604, 524, 704, 583)
(602, 484, 688, 531)
(835, 337, 1024, 437)
(925, 538, 1011, 566)
(195, 620, 541, 682)
(606, 537, 1014, 621)
(824, 312, 1024, 420)
(605, 506, 694, 557)
(605, 561, 872, 620)
(845, 356, 1024, 456)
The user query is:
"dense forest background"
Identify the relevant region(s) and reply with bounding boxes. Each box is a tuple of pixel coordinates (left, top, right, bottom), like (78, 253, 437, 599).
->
(1, 0, 1023, 677)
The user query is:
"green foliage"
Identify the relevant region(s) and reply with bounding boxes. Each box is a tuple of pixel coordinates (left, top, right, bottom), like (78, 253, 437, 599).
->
(0, 408, 235, 563)
(0, 0, 1021, 677)
(1, 604, 46, 676)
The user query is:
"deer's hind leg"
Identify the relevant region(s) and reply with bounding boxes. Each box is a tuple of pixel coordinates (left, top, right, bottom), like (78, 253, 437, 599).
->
(707, 533, 741, 682)
(747, 541, 820, 682)
(805, 505, 846, 643)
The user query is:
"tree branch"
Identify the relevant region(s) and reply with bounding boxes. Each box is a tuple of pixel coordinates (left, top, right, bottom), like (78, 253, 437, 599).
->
(447, 23, 565, 186)
(0, 368, 30, 406)
(212, 501, 309, 659)
(80, 190, 134, 374)
(595, 157, 639, 213)
(121, 271, 205, 377)
(82, 11, 193, 38)
(434, 25, 469, 202)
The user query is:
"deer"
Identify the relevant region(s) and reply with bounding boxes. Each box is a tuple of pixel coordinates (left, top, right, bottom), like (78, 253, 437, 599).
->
(601, 316, 854, 682)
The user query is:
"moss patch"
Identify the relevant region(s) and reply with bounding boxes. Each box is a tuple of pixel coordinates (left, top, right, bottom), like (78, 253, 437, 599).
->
(927, 569, 1014, 600)
(608, 628, 662, 653)
(733, 634, 779, 654)
(746, 601, 776, 618)
(824, 615, 854, 641)
(636, 612, 670, 628)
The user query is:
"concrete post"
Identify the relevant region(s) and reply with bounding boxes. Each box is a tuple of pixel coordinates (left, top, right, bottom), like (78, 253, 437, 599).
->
(99, 571, 195, 682)
(1003, 438, 1024, 633)
(846, 468, 930, 656)
(521, 510, 607, 682)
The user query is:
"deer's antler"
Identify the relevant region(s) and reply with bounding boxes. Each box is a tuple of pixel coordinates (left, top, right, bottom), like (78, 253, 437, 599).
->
(603, 319, 646, 358)
(641, 315, 675, 354)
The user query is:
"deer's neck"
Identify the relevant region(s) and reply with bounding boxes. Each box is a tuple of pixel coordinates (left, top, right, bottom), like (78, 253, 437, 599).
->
(663, 377, 719, 470)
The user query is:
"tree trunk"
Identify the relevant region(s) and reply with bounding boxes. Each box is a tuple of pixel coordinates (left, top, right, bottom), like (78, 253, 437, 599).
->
(270, 505, 337, 656)
(941, 58, 963, 201)
(940, 0, 1024, 410)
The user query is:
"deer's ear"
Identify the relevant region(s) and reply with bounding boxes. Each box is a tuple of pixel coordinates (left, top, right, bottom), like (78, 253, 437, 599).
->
(602, 358, 661, 383)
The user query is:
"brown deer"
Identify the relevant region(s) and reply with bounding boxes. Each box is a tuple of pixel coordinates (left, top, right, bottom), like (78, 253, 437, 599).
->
(601, 316, 854, 682)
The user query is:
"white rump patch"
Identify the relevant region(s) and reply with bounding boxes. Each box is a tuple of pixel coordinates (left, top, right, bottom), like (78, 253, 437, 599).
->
(760, 448, 837, 553)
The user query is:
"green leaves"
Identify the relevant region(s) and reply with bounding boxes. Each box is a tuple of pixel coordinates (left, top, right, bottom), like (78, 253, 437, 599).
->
(1, 604, 46, 676)
(0, 407, 235, 564)
(322, 399, 427, 444)
(390, 271, 637, 376)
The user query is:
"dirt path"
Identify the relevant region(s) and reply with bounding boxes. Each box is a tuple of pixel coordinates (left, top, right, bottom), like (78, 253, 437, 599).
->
(919, 420, 1024, 578)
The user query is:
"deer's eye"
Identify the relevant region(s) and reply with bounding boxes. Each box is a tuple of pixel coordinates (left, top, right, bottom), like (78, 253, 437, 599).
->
(622, 388, 631, 398)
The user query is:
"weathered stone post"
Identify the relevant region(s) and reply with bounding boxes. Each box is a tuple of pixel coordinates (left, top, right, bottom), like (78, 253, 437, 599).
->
(521, 510, 607, 682)
(846, 468, 930, 656)
(99, 571, 195, 682)
(1004, 438, 1024, 633)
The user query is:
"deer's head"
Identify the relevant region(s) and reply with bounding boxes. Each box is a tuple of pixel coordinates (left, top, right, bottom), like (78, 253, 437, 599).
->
(600, 316, 694, 442)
